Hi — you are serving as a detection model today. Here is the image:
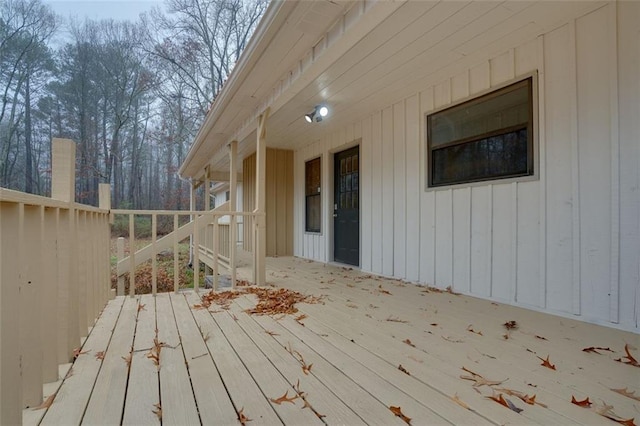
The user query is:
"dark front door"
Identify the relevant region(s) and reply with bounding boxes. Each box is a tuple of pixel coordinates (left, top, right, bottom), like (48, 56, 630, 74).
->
(334, 146, 359, 266)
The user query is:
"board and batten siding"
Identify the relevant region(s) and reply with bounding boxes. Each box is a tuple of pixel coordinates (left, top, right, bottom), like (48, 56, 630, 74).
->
(243, 148, 294, 256)
(293, 2, 639, 332)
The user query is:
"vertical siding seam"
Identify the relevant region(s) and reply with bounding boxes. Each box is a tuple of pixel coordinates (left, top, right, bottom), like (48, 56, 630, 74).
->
(569, 18, 582, 316)
(608, 2, 620, 324)
(487, 184, 494, 298)
(450, 188, 454, 289)
(537, 34, 548, 309)
(511, 182, 518, 303)
(467, 186, 472, 293)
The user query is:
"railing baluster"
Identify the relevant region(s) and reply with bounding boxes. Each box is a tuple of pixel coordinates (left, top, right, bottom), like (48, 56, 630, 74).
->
(117, 237, 125, 296)
(42, 206, 58, 383)
(129, 213, 135, 297)
(213, 214, 219, 291)
(174, 214, 179, 293)
(230, 213, 237, 288)
(152, 214, 157, 296)
(193, 214, 199, 292)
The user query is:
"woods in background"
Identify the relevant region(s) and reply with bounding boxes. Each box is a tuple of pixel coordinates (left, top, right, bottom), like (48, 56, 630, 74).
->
(0, 0, 267, 208)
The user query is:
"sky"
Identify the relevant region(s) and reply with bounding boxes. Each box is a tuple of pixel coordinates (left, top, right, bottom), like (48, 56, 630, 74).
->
(42, 0, 164, 23)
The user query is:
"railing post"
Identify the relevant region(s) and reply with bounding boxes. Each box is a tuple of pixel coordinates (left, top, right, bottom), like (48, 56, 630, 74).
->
(117, 237, 125, 296)
(229, 140, 238, 288)
(99, 183, 112, 301)
(129, 214, 135, 297)
(41, 206, 59, 383)
(51, 138, 80, 360)
(151, 214, 157, 295)
(193, 214, 200, 292)
(0, 202, 22, 424)
(173, 214, 179, 293)
(212, 215, 219, 291)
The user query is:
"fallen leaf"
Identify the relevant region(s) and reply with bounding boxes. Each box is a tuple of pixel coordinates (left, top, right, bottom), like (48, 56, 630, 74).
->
(496, 388, 547, 407)
(122, 352, 132, 368)
(583, 346, 614, 354)
(503, 320, 518, 330)
(460, 367, 505, 387)
(594, 401, 637, 426)
(487, 393, 522, 413)
(73, 347, 89, 359)
(270, 390, 299, 405)
(95, 351, 105, 360)
(302, 363, 313, 375)
(430, 323, 438, 327)
(571, 395, 592, 407)
(611, 388, 640, 402)
(238, 407, 251, 425)
(615, 344, 640, 367)
(403, 339, 415, 347)
(378, 285, 392, 295)
(467, 325, 483, 336)
(451, 393, 470, 410)
(138, 303, 146, 312)
(398, 364, 410, 375)
(265, 330, 279, 336)
(535, 335, 548, 341)
(389, 406, 412, 424)
(386, 316, 409, 323)
(32, 392, 57, 410)
(537, 355, 556, 370)
(442, 336, 464, 343)
(152, 403, 162, 420)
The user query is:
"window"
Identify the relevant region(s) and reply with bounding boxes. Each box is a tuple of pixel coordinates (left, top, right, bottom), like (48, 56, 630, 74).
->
(427, 77, 534, 187)
(305, 157, 321, 232)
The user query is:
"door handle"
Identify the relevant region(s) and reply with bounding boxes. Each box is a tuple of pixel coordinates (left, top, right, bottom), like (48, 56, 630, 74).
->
(333, 214, 338, 217)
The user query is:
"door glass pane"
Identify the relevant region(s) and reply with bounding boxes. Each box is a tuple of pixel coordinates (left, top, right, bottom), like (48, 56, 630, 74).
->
(352, 155, 358, 171)
(352, 190, 358, 208)
(341, 158, 346, 174)
(346, 174, 351, 191)
(352, 172, 358, 190)
(346, 192, 352, 210)
(340, 193, 346, 209)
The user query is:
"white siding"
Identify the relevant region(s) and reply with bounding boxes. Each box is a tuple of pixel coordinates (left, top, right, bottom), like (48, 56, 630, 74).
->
(292, 2, 639, 332)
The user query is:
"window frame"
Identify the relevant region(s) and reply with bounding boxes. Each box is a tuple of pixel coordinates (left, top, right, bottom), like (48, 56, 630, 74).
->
(426, 74, 538, 189)
(305, 157, 322, 233)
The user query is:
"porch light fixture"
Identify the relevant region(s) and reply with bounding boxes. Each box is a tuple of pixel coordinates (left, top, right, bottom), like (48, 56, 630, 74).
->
(304, 105, 329, 123)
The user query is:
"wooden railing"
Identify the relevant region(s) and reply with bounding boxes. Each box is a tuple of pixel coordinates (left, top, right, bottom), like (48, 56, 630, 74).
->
(0, 140, 112, 424)
(112, 208, 254, 295)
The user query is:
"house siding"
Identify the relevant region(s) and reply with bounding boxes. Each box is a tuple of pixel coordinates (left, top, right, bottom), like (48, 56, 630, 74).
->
(293, 2, 639, 332)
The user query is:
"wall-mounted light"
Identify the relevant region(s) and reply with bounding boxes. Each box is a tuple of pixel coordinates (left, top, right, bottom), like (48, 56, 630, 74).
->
(304, 105, 329, 123)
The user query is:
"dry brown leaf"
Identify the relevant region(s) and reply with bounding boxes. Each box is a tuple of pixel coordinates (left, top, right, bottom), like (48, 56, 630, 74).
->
(95, 351, 105, 360)
(442, 335, 464, 343)
(238, 407, 252, 425)
(32, 392, 57, 410)
(403, 339, 415, 347)
(535, 335, 548, 341)
(460, 367, 505, 387)
(122, 352, 132, 368)
(487, 393, 522, 413)
(611, 388, 640, 402)
(467, 325, 483, 336)
(583, 346, 614, 354)
(503, 320, 518, 330)
(446, 286, 461, 295)
(386, 316, 408, 323)
(302, 363, 313, 375)
(389, 405, 412, 424)
(137, 303, 146, 312)
(265, 330, 279, 336)
(398, 365, 410, 375)
(496, 388, 547, 408)
(152, 403, 162, 420)
(594, 401, 637, 426)
(451, 393, 470, 410)
(571, 395, 592, 407)
(378, 285, 392, 295)
(615, 344, 640, 367)
(73, 347, 89, 359)
(537, 355, 556, 370)
(270, 390, 299, 405)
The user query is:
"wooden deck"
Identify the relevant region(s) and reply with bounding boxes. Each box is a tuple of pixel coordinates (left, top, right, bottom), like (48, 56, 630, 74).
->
(26, 257, 639, 425)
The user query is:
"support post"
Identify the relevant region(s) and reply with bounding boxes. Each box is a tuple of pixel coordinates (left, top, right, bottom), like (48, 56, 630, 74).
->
(129, 213, 135, 297)
(229, 140, 238, 288)
(173, 214, 179, 293)
(254, 108, 269, 285)
(189, 181, 196, 265)
(98, 183, 112, 301)
(117, 237, 125, 296)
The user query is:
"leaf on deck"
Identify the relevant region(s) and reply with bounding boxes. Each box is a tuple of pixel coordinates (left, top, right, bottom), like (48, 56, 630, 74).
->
(137, 303, 146, 312)
(302, 363, 313, 375)
(611, 388, 640, 402)
(264, 330, 279, 336)
(460, 367, 505, 387)
(582, 346, 614, 354)
(270, 390, 299, 405)
(467, 325, 483, 336)
(487, 393, 522, 414)
(32, 392, 57, 411)
(571, 395, 592, 407)
(535, 335, 548, 341)
(451, 393, 470, 410)
(378, 285, 392, 295)
(403, 339, 415, 347)
(152, 403, 162, 420)
(389, 406, 412, 425)
(537, 355, 556, 370)
(595, 401, 637, 426)
(237, 407, 252, 425)
(615, 344, 640, 368)
(122, 352, 133, 368)
(73, 347, 89, 359)
(95, 351, 105, 360)
(398, 365, 411, 376)
(496, 388, 547, 408)
(386, 316, 409, 323)
(503, 320, 518, 330)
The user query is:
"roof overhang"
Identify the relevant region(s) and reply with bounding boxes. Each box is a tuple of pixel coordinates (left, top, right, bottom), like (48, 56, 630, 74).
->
(179, 0, 607, 182)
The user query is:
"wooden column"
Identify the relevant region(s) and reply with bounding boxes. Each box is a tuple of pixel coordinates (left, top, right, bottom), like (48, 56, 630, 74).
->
(189, 181, 197, 266)
(229, 140, 238, 287)
(254, 108, 269, 285)
(98, 183, 112, 301)
(203, 167, 211, 278)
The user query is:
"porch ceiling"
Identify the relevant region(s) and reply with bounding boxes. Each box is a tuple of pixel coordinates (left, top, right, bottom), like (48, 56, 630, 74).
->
(180, 0, 606, 181)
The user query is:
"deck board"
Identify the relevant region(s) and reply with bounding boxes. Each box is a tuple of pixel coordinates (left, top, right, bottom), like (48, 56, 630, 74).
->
(30, 255, 640, 425)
